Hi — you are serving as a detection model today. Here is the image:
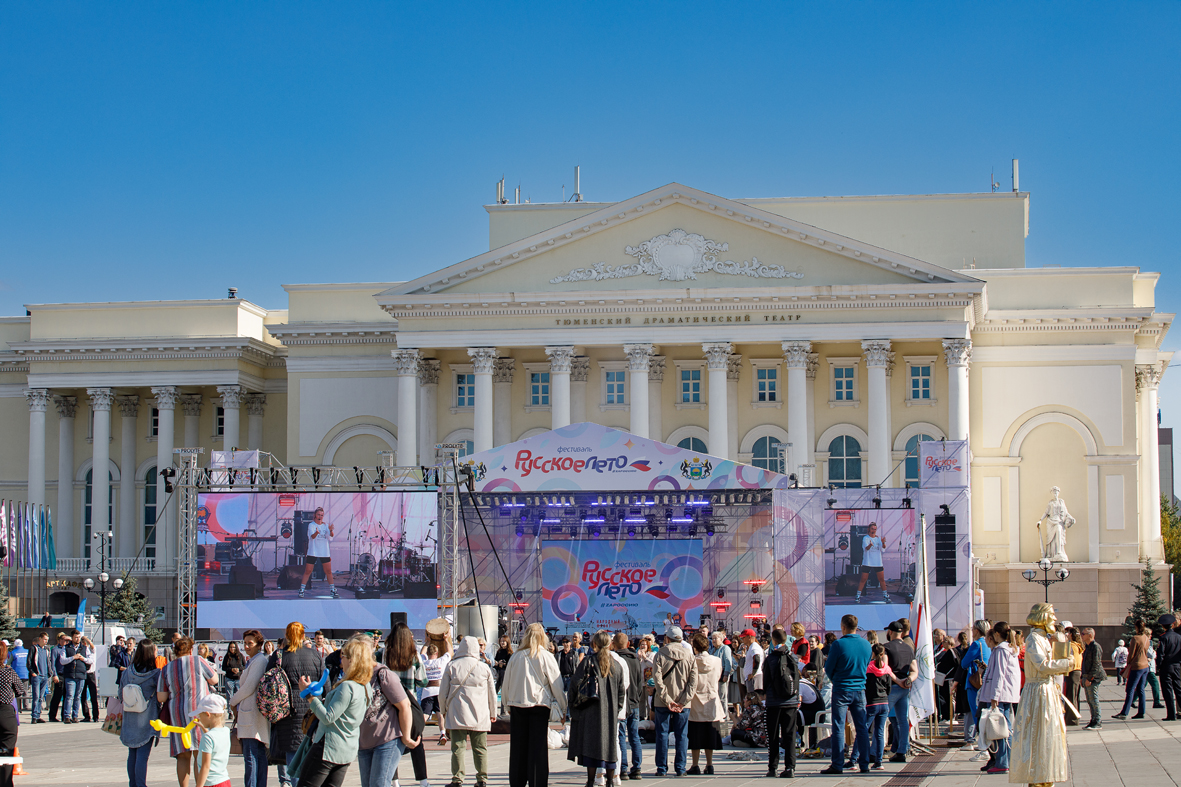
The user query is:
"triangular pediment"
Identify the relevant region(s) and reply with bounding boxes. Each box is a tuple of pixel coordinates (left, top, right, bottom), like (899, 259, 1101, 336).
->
(380, 184, 981, 301)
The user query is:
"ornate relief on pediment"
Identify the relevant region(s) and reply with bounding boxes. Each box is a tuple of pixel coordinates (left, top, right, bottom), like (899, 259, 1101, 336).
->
(549, 228, 804, 284)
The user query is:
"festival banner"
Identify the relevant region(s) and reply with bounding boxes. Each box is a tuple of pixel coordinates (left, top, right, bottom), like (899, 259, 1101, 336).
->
(541, 539, 704, 634)
(918, 440, 969, 488)
(0, 501, 7, 567)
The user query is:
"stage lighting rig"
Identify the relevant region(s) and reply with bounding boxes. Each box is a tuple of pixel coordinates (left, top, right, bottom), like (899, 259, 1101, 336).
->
(873, 486, 881, 509)
(902, 483, 912, 509)
(826, 484, 837, 509)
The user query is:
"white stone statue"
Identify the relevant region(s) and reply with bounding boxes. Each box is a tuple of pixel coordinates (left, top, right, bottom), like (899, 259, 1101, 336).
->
(1038, 486, 1076, 562)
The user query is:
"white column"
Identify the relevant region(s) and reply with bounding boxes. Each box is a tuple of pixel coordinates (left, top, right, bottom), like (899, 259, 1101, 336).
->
(727, 355, 741, 460)
(703, 343, 733, 457)
(88, 388, 115, 558)
(863, 340, 892, 488)
(181, 394, 202, 448)
(493, 358, 514, 447)
(783, 341, 811, 479)
(1138, 363, 1164, 559)
(943, 339, 972, 442)
(245, 394, 267, 450)
(545, 347, 574, 431)
(116, 395, 139, 559)
(152, 387, 178, 567)
(806, 353, 818, 476)
(25, 389, 51, 506)
(418, 359, 440, 464)
(469, 348, 497, 452)
(624, 344, 654, 438)
(648, 357, 665, 442)
(884, 351, 897, 486)
(571, 357, 589, 425)
(54, 396, 77, 559)
(217, 386, 244, 451)
(393, 349, 421, 466)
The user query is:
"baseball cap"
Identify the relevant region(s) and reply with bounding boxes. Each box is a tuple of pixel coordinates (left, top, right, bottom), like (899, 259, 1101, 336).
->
(740, 629, 756, 638)
(886, 621, 904, 633)
(666, 626, 683, 641)
(1060, 620, 1073, 629)
(723, 639, 732, 645)
(196, 694, 227, 715)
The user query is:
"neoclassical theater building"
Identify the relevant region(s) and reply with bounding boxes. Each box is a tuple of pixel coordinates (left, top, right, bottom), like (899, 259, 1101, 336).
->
(0, 182, 1171, 629)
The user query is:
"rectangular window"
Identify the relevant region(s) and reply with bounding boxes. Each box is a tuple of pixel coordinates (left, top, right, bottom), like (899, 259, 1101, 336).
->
(215, 406, 225, 437)
(680, 369, 702, 403)
(144, 468, 157, 563)
(909, 364, 932, 400)
(150, 407, 160, 437)
(606, 370, 626, 404)
(530, 372, 550, 406)
(834, 366, 855, 401)
(756, 367, 777, 402)
(456, 374, 476, 407)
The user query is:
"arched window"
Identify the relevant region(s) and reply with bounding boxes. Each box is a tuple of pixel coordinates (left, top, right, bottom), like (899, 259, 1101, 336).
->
(827, 436, 862, 488)
(678, 437, 707, 454)
(905, 434, 936, 488)
(456, 440, 475, 458)
(84, 468, 114, 561)
(752, 436, 783, 472)
(144, 466, 158, 566)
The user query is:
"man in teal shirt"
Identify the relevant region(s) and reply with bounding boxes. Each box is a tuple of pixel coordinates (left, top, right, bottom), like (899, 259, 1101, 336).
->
(821, 614, 872, 774)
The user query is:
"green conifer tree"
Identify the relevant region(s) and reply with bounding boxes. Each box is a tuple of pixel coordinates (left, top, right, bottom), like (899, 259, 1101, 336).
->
(103, 576, 164, 643)
(0, 585, 17, 642)
(1126, 555, 1169, 636)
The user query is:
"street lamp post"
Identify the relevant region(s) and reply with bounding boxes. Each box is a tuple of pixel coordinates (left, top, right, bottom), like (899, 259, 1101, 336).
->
(1022, 557, 1070, 604)
(83, 569, 123, 647)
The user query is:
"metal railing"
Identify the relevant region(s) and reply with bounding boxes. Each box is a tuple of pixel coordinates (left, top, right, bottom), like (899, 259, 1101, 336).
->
(51, 556, 164, 575)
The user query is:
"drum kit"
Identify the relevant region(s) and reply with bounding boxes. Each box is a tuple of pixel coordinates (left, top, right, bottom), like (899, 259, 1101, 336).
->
(349, 532, 434, 593)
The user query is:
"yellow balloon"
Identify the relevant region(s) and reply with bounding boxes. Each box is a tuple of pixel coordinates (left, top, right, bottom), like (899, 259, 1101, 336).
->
(151, 718, 199, 749)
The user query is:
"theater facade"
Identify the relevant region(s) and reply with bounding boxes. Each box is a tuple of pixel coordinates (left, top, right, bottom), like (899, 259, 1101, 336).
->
(0, 182, 1171, 630)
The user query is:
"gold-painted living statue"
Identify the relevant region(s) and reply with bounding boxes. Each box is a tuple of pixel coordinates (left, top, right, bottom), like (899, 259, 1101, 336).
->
(1010, 603, 1074, 786)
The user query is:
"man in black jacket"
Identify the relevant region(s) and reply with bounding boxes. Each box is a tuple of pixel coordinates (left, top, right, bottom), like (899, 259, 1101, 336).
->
(1080, 628, 1106, 729)
(59, 630, 90, 723)
(1157, 614, 1181, 721)
(558, 639, 578, 692)
(613, 633, 644, 780)
(762, 628, 800, 778)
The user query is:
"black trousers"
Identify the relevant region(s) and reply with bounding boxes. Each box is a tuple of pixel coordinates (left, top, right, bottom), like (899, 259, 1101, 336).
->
(393, 732, 429, 782)
(766, 705, 797, 772)
(298, 740, 350, 787)
(0, 704, 15, 787)
(1161, 663, 1181, 719)
(509, 705, 551, 787)
(82, 674, 99, 720)
(48, 680, 63, 720)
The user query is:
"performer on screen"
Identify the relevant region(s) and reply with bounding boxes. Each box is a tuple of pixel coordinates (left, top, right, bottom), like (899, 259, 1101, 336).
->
(855, 521, 891, 604)
(299, 507, 338, 598)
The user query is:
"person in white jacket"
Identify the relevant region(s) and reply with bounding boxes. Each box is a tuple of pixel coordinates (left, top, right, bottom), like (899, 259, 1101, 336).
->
(229, 629, 271, 787)
(440, 636, 498, 787)
(976, 622, 1021, 775)
(503, 624, 567, 787)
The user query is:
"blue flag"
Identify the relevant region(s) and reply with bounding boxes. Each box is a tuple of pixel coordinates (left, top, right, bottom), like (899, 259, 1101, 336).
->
(44, 507, 56, 571)
(75, 598, 86, 633)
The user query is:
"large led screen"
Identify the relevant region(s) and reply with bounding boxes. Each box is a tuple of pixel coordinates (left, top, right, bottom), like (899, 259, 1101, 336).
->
(823, 507, 915, 631)
(541, 539, 704, 636)
(196, 491, 438, 636)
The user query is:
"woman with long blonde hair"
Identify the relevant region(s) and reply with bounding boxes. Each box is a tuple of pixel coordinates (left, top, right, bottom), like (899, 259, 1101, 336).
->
(503, 623, 567, 787)
(299, 635, 376, 787)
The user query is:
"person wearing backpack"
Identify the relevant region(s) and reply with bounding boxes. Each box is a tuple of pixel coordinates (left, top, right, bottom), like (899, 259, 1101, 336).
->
(120, 641, 161, 787)
(266, 622, 324, 787)
(386, 623, 430, 787)
(762, 628, 801, 778)
(357, 633, 422, 787)
(230, 629, 271, 787)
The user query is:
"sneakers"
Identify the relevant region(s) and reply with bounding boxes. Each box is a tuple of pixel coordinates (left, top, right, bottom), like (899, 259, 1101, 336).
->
(421, 781, 432, 787)
(331, 588, 340, 599)
(1112, 713, 1127, 720)
(883, 594, 892, 603)
(298, 588, 306, 598)
(595, 773, 606, 786)
(1084, 722, 1102, 730)
(969, 752, 989, 762)
(889, 753, 907, 764)
(986, 768, 1009, 775)
(855, 592, 862, 602)
(628, 769, 643, 781)
(778, 769, 793, 778)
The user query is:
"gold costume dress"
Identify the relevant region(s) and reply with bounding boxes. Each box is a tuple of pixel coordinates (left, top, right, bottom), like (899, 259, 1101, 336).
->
(1010, 629, 1074, 785)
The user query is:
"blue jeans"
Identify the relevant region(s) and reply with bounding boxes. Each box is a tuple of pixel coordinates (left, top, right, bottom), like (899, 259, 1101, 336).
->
(358, 738, 406, 787)
(225, 678, 240, 700)
(63, 677, 85, 720)
(992, 702, 1014, 770)
(242, 737, 269, 787)
(829, 686, 869, 771)
(285, 750, 299, 787)
(888, 684, 910, 755)
(618, 708, 641, 771)
(1120, 668, 1148, 716)
(965, 687, 979, 741)
(30, 675, 47, 720)
(865, 704, 889, 765)
(126, 742, 152, 787)
(654, 706, 688, 775)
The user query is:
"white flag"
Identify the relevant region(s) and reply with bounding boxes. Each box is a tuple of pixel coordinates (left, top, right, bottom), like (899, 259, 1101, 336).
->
(909, 513, 937, 726)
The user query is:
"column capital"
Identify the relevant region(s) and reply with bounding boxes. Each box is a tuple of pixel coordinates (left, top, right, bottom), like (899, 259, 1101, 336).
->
(544, 346, 575, 374)
(468, 347, 499, 374)
(54, 394, 78, 419)
(180, 393, 204, 417)
(727, 354, 742, 382)
(245, 393, 267, 417)
(392, 349, 421, 376)
(570, 356, 591, 383)
(861, 340, 892, 368)
(702, 342, 733, 369)
(216, 385, 244, 408)
(24, 388, 51, 412)
(116, 395, 140, 418)
(805, 352, 819, 380)
(782, 341, 813, 368)
(151, 386, 180, 410)
(493, 357, 516, 384)
(623, 343, 655, 373)
(1137, 362, 1163, 392)
(942, 339, 973, 368)
(883, 351, 898, 377)
(87, 387, 115, 411)
(418, 357, 441, 386)
(648, 356, 666, 382)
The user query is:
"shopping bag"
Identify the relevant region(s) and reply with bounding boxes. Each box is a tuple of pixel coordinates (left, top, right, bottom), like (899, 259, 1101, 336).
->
(102, 696, 124, 736)
(547, 728, 565, 749)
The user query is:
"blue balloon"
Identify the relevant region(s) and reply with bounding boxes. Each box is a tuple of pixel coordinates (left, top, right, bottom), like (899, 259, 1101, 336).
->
(301, 668, 329, 698)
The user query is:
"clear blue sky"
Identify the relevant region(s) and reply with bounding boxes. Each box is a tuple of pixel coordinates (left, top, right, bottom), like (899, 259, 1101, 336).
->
(3, 4, 1180, 418)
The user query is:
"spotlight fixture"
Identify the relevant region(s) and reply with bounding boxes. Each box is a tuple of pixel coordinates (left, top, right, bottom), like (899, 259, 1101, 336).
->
(826, 483, 837, 509)
(717, 587, 726, 599)
(902, 482, 912, 509)
(591, 524, 601, 538)
(788, 473, 798, 488)
(873, 486, 881, 509)
(688, 525, 698, 537)
(515, 525, 524, 537)
(705, 522, 715, 537)
(939, 503, 951, 517)
(627, 525, 636, 537)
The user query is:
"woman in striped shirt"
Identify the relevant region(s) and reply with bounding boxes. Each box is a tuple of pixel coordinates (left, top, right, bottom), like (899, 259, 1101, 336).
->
(157, 636, 219, 787)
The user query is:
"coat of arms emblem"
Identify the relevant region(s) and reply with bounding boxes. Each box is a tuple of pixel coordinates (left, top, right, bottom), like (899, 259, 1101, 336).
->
(680, 456, 713, 481)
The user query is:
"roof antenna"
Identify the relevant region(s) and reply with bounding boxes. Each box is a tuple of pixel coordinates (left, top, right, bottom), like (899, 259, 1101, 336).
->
(1012, 158, 1020, 192)
(990, 169, 1000, 192)
(569, 165, 582, 202)
(515, 184, 520, 204)
(496, 177, 508, 204)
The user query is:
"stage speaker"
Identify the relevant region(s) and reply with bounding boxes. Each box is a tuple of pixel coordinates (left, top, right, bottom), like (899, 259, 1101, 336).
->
(934, 514, 957, 587)
(390, 611, 408, 629)
(293, 510, 316, 555)
(354, 588, 381, 600)
(404, 580, 436, 598)
(277, 565, 304, 590)
(229, 561, 265, 598)
(213, 583, 257, 600)
(848, 524, 871, 566)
